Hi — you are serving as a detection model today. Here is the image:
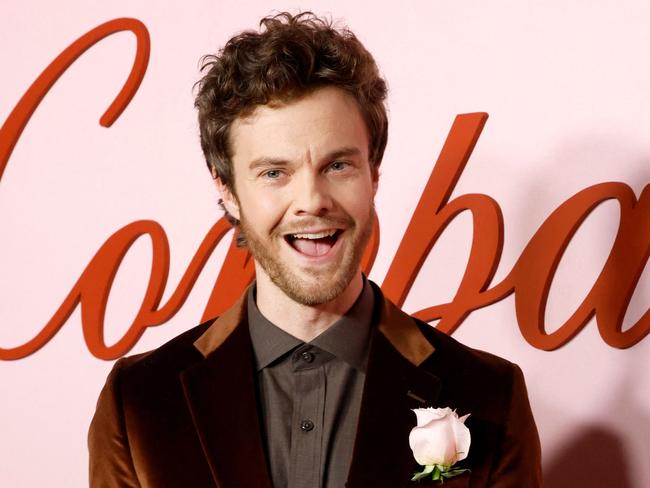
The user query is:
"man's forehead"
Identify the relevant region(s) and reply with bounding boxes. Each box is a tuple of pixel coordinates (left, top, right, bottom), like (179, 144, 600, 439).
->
(233, 87, 361, 126)
(229, 87, 370, 165)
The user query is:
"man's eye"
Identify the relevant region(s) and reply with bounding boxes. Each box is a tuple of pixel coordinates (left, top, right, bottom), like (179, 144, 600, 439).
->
(329, 161, 349, 172)
(262, 169, 282, 179)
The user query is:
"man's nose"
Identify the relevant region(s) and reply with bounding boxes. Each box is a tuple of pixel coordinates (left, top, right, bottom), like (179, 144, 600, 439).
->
(291, 172, 333, 217)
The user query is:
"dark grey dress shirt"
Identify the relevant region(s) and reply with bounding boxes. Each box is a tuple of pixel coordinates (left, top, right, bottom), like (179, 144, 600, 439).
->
(247, 278, 374, 488)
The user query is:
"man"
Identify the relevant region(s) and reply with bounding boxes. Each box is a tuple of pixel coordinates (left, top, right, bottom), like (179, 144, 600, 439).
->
(89, 12, 542, 487)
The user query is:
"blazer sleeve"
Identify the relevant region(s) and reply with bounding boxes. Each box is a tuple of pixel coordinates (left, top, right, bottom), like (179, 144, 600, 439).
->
(88, 359, 141, 488)
(487, 364, 543, 487)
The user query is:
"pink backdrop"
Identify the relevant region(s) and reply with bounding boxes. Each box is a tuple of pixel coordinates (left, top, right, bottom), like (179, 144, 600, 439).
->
(1, 1, 648, 486)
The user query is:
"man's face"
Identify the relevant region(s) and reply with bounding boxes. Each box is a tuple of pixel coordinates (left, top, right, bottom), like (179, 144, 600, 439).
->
(220, 86, 378, 306)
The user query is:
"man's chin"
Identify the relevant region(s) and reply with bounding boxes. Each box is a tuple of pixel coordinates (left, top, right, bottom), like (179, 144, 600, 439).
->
(264, 264, 354, 306)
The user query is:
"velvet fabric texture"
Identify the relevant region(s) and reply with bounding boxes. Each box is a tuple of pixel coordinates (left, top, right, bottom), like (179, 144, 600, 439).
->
(88, 282, 542, 487)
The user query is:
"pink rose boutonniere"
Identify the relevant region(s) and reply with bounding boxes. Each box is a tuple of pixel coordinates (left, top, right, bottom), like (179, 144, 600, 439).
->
(409, 407, 471, 482)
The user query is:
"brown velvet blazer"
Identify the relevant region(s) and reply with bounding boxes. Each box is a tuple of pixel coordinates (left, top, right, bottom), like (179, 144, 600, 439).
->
(88, 282, 542, 487)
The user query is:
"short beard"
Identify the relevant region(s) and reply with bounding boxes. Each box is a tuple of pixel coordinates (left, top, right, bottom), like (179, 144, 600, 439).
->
(240, 206, 375, 306)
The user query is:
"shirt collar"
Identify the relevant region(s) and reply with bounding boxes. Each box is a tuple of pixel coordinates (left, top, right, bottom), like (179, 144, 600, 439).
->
(247, 275, 375, 373)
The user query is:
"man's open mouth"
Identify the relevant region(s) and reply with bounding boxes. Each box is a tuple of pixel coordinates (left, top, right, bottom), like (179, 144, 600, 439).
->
(284, 229, 343, 257)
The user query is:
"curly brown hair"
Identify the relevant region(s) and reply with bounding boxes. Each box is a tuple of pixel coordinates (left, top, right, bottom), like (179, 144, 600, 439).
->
(194, 11, 388, 203)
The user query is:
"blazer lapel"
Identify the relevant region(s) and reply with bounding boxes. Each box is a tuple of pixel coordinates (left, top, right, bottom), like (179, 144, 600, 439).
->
(180, 293, 272, 488)
(346, 286, 441, 488)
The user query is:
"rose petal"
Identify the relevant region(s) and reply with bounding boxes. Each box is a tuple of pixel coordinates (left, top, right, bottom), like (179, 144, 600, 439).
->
(409, 414, 458, 465)
(412, 407, 452, 426)
(451, 416, 471, 462)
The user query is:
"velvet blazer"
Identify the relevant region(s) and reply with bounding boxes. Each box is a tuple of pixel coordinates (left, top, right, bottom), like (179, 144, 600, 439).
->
(88, 282, 543, 487)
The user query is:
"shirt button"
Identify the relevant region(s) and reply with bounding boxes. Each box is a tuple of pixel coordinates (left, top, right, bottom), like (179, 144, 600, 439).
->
(300, 351, 314, 363)
(300, 419, 314, 432)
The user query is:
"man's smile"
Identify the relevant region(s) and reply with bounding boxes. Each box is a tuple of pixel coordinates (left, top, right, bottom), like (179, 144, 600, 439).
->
(283, 228, 345, 259)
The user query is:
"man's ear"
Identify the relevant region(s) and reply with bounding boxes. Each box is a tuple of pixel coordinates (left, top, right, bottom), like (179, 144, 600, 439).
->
(213, 175, 241, 221)
(371, 166, 380, 197)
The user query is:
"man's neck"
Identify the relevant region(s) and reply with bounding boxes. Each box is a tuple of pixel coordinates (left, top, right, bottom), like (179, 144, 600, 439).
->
(254, 270, 364, 342)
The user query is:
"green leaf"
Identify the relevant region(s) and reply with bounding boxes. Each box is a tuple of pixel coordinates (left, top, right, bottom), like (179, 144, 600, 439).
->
(441, 468, 470, 479)
(411, 465, 435, 481)
(412, 464, 470, 483)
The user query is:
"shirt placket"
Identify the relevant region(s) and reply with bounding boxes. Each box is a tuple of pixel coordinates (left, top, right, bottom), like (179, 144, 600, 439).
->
(289, 345, 326, 488)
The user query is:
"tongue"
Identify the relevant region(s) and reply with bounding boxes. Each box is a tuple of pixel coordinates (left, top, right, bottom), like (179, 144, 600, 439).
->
(293, 237, 334, 257)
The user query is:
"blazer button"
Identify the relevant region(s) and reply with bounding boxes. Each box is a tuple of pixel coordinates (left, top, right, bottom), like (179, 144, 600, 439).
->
(300, 419, 314, 432)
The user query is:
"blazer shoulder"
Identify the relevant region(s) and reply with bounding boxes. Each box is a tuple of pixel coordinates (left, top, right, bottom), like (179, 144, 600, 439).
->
(89, 319, 220, 487)
(115, 318, 214, 376)
(414, 317, 518, 377)
(412, 318, 530, 421)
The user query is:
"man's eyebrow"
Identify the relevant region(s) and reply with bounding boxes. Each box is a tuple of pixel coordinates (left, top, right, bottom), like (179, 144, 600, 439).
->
(326, 147, 362, 160)
(248, 158, 290, 171)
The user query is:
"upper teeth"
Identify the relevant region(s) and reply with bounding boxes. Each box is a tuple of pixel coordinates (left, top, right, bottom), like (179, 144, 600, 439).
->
(291, 230, 337, 239)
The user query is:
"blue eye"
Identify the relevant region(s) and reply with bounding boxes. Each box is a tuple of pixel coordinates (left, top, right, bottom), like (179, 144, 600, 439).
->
(263, 169, 282, 179)
(330, 161, 349, 171)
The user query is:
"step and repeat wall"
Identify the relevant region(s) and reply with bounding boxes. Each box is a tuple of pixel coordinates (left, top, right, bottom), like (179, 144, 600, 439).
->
(1, 1, 648, 486)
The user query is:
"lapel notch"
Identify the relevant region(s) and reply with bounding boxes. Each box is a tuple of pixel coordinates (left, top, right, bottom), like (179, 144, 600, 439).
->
(373, 283, 435, 367)
(181, 293, 272, 488)
(346, 286, 441, 487)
